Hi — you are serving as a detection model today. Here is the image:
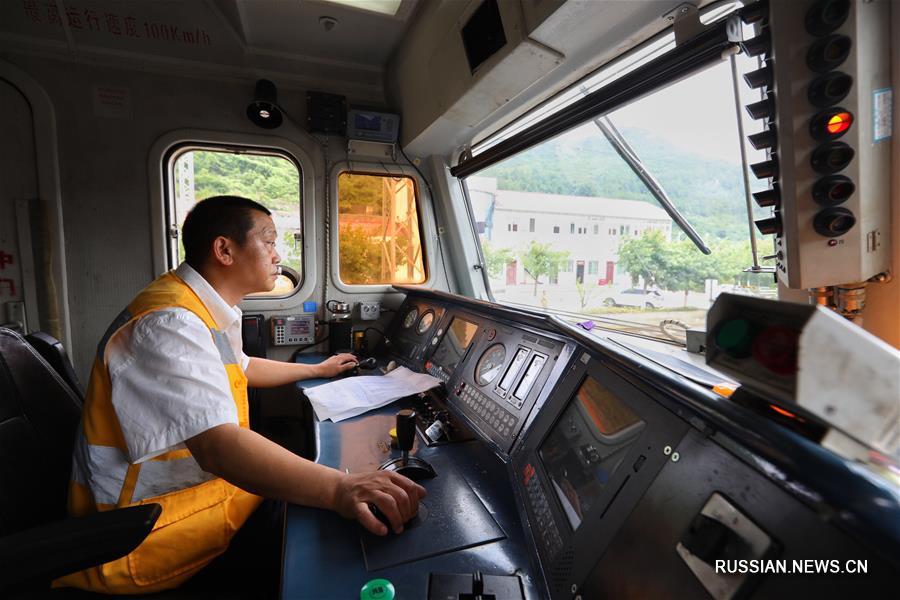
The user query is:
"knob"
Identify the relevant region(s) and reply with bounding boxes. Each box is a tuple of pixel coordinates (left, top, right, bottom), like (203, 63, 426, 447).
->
(396, 409, 417, 453)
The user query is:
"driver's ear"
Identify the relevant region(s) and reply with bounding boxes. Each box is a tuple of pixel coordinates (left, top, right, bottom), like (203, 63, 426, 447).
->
(211, 236, 234, 266)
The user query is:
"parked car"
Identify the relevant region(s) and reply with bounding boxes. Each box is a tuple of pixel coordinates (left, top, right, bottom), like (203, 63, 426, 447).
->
(602, 287, 667, 309)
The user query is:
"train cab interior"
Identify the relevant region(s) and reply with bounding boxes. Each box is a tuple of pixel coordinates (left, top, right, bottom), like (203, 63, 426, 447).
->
(1, 0, 898, 598)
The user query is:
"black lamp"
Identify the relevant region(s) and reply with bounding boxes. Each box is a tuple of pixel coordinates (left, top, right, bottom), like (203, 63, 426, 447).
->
(246, 79, 283, 129)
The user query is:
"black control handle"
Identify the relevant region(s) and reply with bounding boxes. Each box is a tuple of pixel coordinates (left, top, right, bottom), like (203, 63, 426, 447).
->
(396, 409, 417, 453)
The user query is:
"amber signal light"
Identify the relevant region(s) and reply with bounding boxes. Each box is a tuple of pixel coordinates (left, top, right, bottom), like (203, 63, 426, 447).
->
(810, 108, 853, 141)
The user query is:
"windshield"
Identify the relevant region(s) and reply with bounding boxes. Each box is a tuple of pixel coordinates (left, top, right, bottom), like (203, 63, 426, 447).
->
(465, 52, 775, 343)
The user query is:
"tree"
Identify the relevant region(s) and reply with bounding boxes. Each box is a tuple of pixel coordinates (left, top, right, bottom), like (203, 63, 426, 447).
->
(338, 225, 381, 284)
(482, 241, 514, 279)
(617, 230, 668, 289)
(654, 241, 718, 306)
(520, 241, 569, 297)
(575, 279, 599, 310)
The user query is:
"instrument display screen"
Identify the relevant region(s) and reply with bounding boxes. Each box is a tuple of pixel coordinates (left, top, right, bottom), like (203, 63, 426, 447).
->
(431, 317, 479, 376)
(538, 377, 644, 530)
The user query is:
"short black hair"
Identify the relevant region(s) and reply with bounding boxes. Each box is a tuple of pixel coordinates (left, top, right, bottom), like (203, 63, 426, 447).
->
(182, 195, 271, 268)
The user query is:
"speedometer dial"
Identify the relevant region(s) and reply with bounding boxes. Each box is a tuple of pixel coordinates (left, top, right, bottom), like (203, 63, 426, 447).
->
(402, 308, 418, 329)
(475, 343, 507, 386)
(416, 310, 435, 335)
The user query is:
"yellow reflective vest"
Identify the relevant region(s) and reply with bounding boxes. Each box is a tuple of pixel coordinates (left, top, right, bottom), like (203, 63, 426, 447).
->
(55, 271, 262, 594)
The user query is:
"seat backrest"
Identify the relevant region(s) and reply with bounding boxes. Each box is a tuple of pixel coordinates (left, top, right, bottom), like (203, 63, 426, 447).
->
(0, 327, 82, 537)
(25, 331, 85, 401)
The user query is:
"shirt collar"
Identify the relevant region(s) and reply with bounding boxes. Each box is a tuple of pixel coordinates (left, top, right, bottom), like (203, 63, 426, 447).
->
(175, 263, 242, 330)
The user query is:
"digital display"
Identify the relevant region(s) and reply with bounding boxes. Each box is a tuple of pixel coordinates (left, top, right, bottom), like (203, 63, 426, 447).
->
(538, 377, 643, 531)
(431, 317, 479, 375)
(354, 113, 382, 131)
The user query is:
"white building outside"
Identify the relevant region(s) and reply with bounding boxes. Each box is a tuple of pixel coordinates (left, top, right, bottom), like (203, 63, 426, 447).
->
(467, 176, 672, 290)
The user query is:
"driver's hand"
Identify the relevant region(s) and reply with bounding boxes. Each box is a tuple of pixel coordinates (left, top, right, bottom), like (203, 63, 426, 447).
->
(334, 470, 427, 535)
(317, 353, 358, 378)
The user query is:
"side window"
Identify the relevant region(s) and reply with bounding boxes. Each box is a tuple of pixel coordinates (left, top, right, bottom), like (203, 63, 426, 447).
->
(336, 172, 426, 285)
(169, 147, 302, 297)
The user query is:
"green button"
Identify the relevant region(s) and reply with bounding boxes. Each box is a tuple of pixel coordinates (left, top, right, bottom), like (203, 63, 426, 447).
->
(361, 578, 395, 600)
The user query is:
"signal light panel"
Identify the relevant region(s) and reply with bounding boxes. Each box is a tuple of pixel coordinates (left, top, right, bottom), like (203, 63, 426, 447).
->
(741, 0, 891, 290)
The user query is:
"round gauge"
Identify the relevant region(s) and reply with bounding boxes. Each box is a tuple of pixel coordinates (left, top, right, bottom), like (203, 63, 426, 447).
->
(416, 311, 435, 335)
(402, 307, 418, 329)
(475, 343, 507, 386)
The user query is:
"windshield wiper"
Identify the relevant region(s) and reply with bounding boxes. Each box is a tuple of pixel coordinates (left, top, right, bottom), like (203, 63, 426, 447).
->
(592, 115, 711, 255)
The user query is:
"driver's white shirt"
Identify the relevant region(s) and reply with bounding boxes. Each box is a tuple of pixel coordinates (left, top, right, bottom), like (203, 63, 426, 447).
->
(105, 262, 250, 463)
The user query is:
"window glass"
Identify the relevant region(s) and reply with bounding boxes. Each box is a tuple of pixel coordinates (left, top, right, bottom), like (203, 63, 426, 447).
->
(466, 55, 774, 339)
(170, 148, 302, 297)
(337, 172, 426, 285)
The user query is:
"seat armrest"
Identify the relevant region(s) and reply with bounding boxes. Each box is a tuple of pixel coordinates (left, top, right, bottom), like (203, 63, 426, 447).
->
(0, 503, 161, 590)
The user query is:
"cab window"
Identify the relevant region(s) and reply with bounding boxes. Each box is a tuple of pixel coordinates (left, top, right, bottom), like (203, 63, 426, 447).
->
(168, 147, 302, 297)
(466, 51, 774, 337)
(336, 172, 426, 285)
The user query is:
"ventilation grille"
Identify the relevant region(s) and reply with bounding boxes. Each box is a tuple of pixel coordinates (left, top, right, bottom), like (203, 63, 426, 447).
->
(551, 547, 575, 594)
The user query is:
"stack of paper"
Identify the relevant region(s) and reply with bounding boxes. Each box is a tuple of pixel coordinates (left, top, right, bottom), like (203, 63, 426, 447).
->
(305, 366, 442, 422)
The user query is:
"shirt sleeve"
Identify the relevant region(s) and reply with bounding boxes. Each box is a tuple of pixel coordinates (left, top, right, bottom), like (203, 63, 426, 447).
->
(108, 308, 239, 463)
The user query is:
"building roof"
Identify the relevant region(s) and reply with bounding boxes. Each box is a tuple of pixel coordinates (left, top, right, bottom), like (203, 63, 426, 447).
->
(493, 189, 671, 221)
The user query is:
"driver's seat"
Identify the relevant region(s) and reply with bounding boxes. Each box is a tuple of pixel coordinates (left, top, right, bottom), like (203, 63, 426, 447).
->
(0, 327, 160, 596)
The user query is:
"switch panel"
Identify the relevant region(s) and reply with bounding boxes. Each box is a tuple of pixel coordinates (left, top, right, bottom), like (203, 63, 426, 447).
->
(359, 301, 380, 321)
(270, 314, 316, 346)
(676, 492, 774, 600)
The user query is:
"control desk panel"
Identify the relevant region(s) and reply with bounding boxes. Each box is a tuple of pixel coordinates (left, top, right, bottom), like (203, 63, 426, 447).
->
(368, 290, 899, 599)
(386, 296, 575, 457)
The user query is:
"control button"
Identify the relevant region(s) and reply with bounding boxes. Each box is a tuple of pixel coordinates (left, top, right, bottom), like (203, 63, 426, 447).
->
(632, 454, 647, 472)
(360, 578, 395, 600)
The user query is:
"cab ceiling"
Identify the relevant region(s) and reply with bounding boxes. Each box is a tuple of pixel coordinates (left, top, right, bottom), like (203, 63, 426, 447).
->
(0, 0, 717, 155)
(0, 0, 421, 103)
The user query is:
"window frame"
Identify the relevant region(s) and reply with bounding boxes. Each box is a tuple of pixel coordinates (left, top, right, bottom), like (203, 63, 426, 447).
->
(330, 162, 435, 293)
(150, 129, 318, 310)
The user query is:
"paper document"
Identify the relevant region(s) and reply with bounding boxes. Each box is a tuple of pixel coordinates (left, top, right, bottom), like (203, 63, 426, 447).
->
(305, 367, 442, 422)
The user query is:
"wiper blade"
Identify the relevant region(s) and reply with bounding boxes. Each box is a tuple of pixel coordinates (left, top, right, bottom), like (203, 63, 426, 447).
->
(592, 115, 711, 255)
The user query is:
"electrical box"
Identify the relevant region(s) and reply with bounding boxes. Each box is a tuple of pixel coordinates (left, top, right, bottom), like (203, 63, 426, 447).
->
(270, 315, 315, 346)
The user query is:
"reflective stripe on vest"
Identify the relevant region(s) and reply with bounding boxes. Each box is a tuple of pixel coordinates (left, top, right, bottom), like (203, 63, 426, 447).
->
(55, 271, 261, 594)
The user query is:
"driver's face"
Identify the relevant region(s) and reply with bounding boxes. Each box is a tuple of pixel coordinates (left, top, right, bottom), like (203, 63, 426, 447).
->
(233, 211, 281, 294)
